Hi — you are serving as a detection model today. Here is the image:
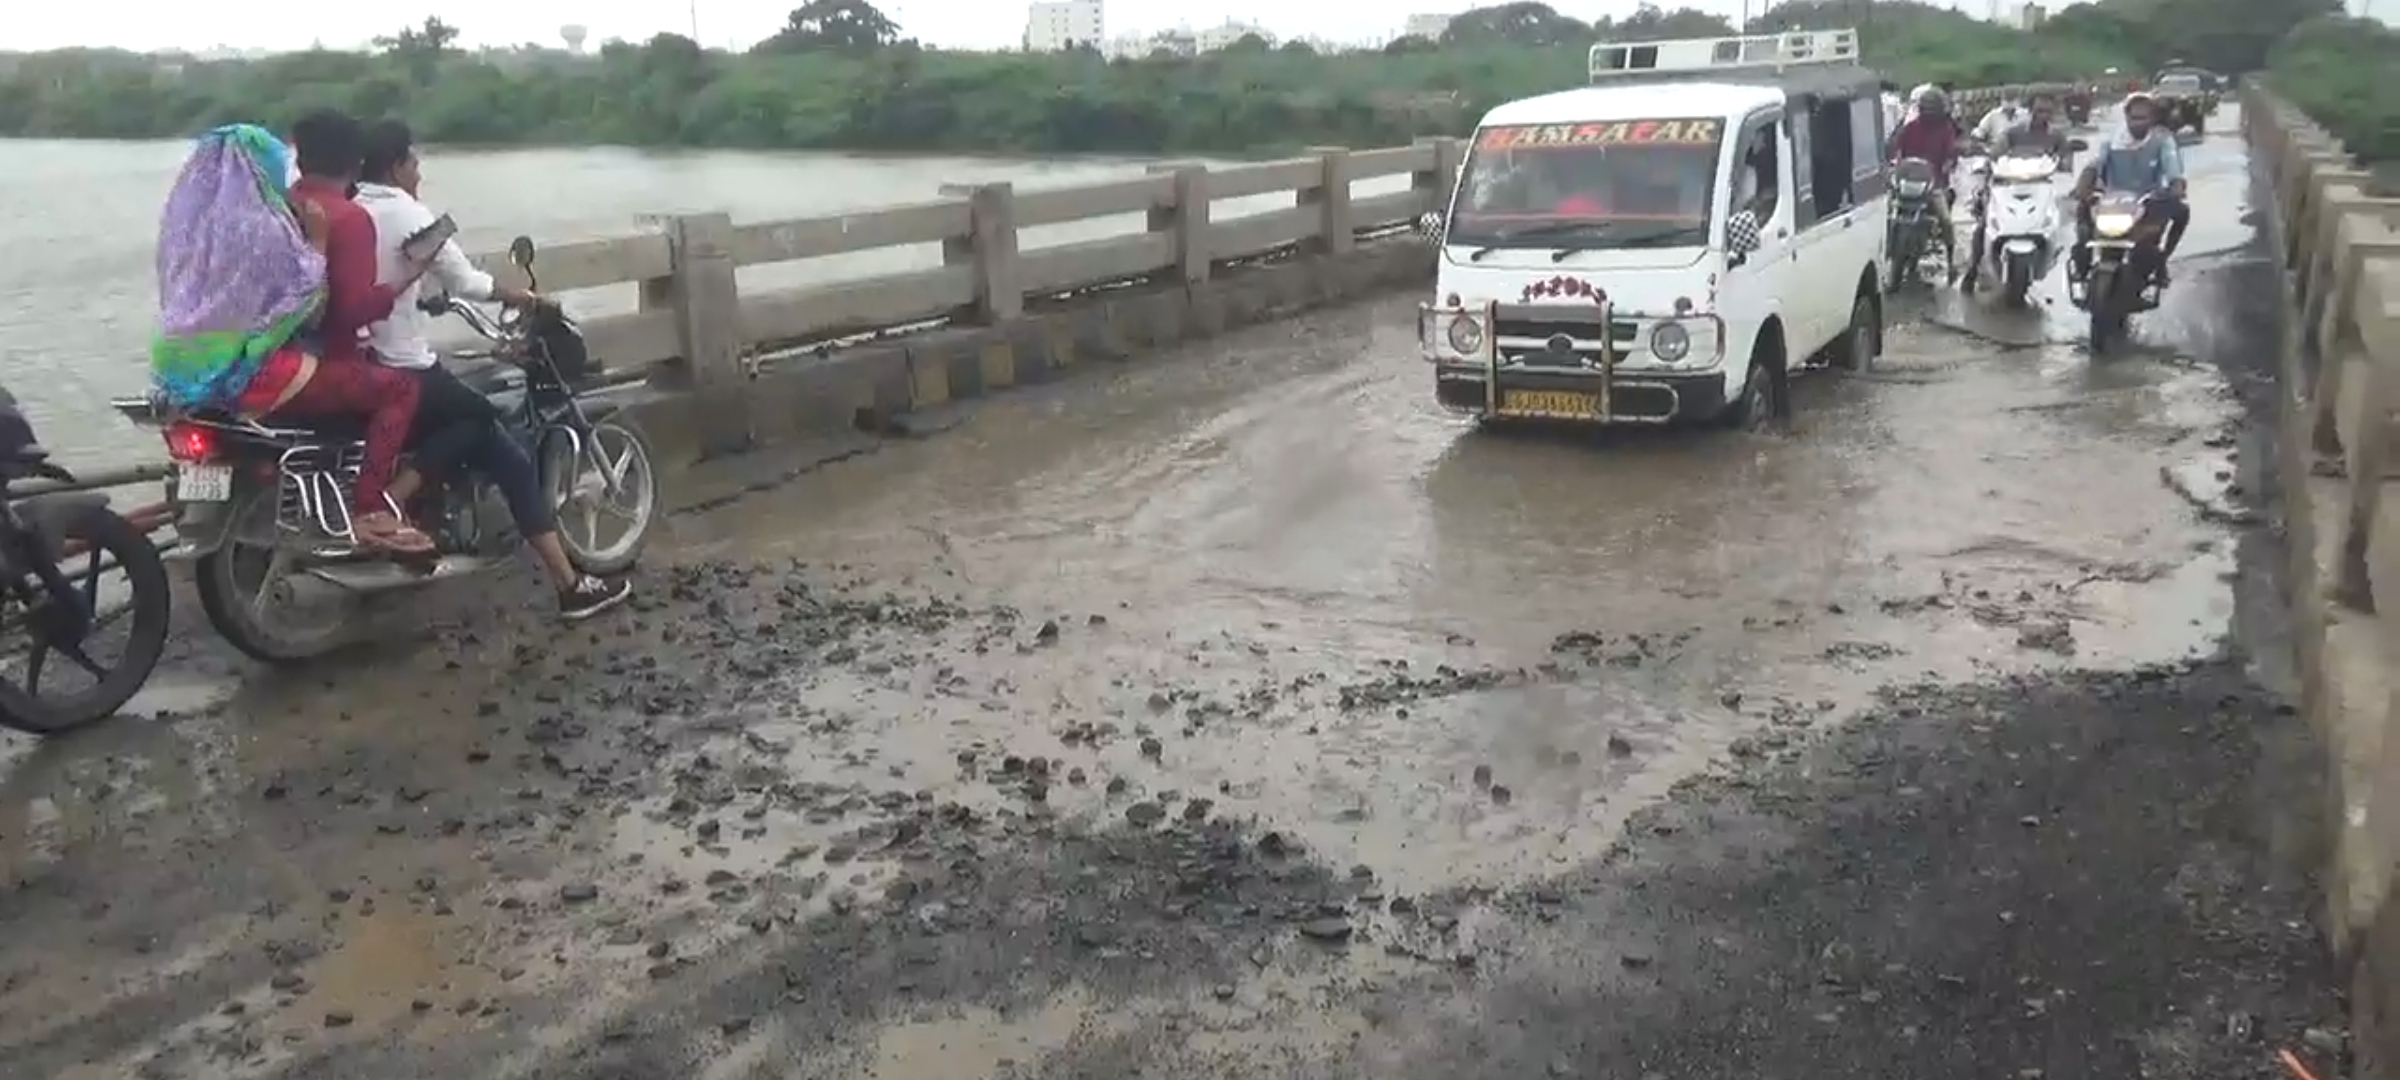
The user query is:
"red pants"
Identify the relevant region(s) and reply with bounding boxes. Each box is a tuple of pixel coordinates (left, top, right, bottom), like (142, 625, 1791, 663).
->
(255, 354, 420, 517)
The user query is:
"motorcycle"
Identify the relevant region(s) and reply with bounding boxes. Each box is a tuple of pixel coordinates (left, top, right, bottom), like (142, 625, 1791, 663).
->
(0, 387, 171, 734)
(2062, 88, 2093, 127)
(109, 237, 662, 664)
(2069, 191, 2170, 354)
(1886, 157, 1954, 289)
(1962, 144, 2078, 308)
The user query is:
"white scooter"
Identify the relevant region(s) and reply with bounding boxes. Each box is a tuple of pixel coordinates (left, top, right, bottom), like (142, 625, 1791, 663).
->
(1962, 145, 2081, 308)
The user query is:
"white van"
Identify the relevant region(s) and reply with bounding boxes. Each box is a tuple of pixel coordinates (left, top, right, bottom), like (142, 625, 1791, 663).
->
(1419, 29, 1890, 428)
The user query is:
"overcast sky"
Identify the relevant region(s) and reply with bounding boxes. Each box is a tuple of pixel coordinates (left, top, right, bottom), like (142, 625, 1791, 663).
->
(8, 0, 2389, 53)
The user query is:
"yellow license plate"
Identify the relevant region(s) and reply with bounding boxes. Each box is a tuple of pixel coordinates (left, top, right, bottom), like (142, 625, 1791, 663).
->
(1497, 389, 1603, 418)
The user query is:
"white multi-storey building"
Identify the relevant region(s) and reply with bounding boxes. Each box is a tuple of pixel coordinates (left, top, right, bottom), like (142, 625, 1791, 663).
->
(1024, 0, 1105, 51)
(1195, 19, 1274, 51)
(1402, 14, 1453, 41)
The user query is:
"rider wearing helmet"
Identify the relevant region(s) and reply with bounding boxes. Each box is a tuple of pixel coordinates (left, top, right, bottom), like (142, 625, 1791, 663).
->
(1891, 86, 1965, 225)
(2071, 91, 2189, 286)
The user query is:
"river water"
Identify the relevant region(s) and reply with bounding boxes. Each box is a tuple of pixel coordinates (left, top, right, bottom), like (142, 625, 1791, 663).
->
(0, 139, 1409, 471)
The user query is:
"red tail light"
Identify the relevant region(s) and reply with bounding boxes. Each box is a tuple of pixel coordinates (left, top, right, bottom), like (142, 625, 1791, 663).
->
(164, 422, 217, 463)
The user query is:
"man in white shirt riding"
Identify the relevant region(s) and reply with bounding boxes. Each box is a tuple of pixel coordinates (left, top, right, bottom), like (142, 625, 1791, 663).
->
(356, 120, 632, 621)
(1973, 96, 2030, 145)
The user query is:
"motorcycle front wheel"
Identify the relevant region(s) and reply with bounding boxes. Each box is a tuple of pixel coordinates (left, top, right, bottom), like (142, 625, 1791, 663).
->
(2087, 267, 2129, 354)
(0, 505, 171, 735)
(541, 418, 660, 577)
(2002, 252, 2035, 308)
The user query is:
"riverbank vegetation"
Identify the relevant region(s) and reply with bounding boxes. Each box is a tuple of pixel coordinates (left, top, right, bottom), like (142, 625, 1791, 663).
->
(2266, 15, 2400, 164)
(0, 0, 2364, 155)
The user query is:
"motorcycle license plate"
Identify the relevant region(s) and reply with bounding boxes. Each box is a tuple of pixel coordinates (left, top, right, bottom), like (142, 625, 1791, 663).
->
(178, 463, 232, 502)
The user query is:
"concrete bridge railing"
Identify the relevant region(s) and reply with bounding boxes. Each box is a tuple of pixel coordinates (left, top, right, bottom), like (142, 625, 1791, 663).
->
(438, 139, 1471, 468)
(2240, 79, 2400, 1076)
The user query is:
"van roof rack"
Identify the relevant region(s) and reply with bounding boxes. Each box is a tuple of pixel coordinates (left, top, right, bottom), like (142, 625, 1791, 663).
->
(1589, 29, 1860, 84)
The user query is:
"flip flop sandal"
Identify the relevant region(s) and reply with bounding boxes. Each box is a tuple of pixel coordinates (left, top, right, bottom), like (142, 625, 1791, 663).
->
(354, 514, 435, 556)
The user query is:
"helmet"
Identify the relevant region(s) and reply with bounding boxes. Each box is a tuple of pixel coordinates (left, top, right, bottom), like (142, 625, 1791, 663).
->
(1917, 88, 1951, 113)
(2123, 91, 2159, 114)
(1909, 82, 1937, 103)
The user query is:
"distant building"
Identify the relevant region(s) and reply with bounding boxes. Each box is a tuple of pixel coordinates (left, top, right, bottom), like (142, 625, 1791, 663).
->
(1025, 0, 1105, 51)
(1402, 14, 1453, 41)
(1195, 19, 1274, 51)
(1109, 28, 1198, 57)
(2018, 3, 2046, 28)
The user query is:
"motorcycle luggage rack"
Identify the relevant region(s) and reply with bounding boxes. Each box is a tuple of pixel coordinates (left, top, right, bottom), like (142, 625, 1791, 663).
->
(275, 441, 379, 546)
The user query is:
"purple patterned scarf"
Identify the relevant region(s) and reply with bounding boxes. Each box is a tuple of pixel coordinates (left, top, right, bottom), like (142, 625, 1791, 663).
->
(151, 124, 326, 409)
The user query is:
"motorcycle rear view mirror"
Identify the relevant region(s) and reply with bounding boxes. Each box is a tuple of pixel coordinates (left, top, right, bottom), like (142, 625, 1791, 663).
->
(508, 235, 537, 270)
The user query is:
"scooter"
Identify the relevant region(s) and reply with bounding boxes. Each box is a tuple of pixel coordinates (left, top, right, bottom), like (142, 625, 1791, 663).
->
(1962, 145, 2079, 308)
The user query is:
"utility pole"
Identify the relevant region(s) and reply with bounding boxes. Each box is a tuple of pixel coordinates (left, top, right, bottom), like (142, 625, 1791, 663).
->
(689, 0, 700, 42)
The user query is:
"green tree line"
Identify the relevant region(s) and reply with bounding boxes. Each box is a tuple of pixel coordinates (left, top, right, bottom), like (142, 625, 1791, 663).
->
(2266, 15, 2400, 163)
(0, 0, 2376, 157)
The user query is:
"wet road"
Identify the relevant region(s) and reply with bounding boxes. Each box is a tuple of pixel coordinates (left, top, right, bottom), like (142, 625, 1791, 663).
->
(0, 112, 2343, 1080)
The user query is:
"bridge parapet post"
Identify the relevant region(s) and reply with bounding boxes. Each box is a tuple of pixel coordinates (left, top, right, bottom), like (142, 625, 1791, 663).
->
(1149, 165, 1211, 286)
(1413, 136, 1465, 219)
(1303, 147, 1354, 256)
(638, 211, 752, 456)
(944, 182, 1023, 325)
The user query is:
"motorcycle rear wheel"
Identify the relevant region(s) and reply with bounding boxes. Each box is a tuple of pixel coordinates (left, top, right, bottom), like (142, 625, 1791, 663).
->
(0, 506, 171, 734)
(195, 488, 361, 665)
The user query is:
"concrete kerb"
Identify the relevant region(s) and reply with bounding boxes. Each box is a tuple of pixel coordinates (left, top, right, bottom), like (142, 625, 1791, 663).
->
(2247, 80, 2400, 1078)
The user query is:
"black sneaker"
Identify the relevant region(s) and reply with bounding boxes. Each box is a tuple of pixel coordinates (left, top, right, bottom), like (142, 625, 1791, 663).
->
(559, 576, 631, 622)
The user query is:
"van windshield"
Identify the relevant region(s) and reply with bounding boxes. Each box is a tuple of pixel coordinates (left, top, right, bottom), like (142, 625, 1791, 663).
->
(1447, 118, 1726, 251)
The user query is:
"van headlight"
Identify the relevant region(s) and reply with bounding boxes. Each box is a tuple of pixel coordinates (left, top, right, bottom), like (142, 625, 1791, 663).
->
(1446, 313, 1485, 354)
(2092, 212, 2137, 238)
(1649, 321, 1690, 362)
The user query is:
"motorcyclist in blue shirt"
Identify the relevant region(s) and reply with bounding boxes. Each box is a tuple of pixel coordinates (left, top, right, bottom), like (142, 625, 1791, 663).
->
(2070, 92, 2189, 286)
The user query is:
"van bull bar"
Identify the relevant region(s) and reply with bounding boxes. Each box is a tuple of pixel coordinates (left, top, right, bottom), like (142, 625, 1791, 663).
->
(1419, 300, 1729, 423)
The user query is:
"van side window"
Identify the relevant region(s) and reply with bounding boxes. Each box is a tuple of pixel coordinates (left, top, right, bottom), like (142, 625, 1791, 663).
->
(1783, 113, 1817, 230)
(1803, 95, 1856, 220)
(1848, 96, 1886, 199)
(1725, 117, 1780, 254)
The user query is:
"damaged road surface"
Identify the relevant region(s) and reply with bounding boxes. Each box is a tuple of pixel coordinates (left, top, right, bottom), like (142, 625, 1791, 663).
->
(0, 116, 2345, 1080)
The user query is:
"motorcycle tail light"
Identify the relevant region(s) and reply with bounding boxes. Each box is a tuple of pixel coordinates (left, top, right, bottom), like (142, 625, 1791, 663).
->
(164, 422, 217, 463)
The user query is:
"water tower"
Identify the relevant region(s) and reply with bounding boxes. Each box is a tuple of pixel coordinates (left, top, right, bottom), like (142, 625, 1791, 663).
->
(560, 24, 588, 52)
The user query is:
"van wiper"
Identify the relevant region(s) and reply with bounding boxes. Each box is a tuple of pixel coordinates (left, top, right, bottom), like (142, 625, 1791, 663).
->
(1599, 222, 1711, 249)
(1468, 220, 1611, 261)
